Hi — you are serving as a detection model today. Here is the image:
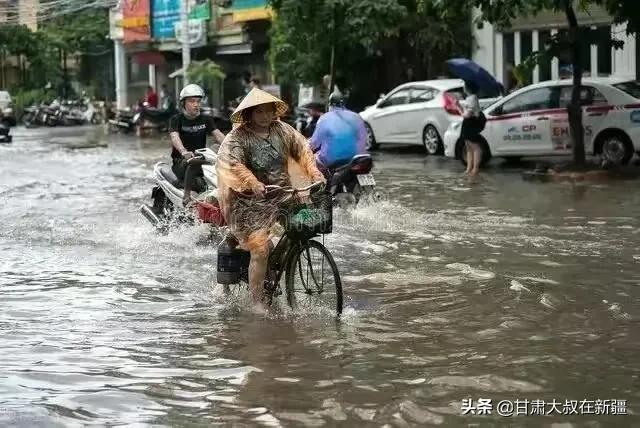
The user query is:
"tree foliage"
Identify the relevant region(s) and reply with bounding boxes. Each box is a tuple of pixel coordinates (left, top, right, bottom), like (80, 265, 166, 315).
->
(269, 0, 407, 85)
(41, 8, 111, 54)
(268, 0, 473, 109)
(0, 8, 111, 94)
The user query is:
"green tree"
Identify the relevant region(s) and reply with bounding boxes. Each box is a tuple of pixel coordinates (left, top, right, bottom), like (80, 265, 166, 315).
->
(40, 8, 111, 97)
(187, 60, 227, 105)
(268, 0, 472, 109)
(269, 0, 407, 86)
(464, 0, 639, 167)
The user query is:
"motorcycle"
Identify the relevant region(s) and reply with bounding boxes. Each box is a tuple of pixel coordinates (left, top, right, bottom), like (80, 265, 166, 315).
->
(326, 154, 381, 206)
(133, 102, 177, 136)
(56, 101, 86, 126)
(22, 103, 59, 128)
(140, 148, 226, 233)
(0, 121, 12, 143)
(108, 108, 137, 133)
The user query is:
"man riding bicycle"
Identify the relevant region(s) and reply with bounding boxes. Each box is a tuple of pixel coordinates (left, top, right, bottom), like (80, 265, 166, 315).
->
(216, 88, 326, 311)
(309, 92, 368, 179)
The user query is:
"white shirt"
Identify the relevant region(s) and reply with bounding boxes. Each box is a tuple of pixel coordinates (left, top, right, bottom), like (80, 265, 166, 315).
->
(460, 94, 481, 118)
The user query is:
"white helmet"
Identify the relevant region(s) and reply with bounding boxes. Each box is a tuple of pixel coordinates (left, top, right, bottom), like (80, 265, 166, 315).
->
(179, 84, 204, 102)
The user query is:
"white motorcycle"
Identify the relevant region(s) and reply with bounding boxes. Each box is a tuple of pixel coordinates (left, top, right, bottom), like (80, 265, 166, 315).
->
(140, 148, 226, 232)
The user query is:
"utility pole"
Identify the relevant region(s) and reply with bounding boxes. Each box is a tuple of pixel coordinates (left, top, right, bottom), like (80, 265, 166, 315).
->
(180, 0, 190, 84)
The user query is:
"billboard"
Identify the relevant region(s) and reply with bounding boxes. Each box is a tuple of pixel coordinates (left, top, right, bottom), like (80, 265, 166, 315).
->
(122, 0, 151, 43)
(232, 0, 272, 23)
(190, 0, 210, 20)
(151, 0, 180, 39)
(152, 0, 210, 40)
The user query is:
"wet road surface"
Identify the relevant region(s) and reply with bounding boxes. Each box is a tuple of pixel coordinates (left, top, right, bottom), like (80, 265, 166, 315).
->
(1, 126, 639, 426)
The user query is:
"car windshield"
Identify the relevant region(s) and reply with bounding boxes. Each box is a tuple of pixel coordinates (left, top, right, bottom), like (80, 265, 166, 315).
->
(613, 81, 640, 100)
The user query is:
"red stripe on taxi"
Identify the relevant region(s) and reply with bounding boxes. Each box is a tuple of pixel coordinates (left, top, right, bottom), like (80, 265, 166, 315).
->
(488, 113, 522, 121)
(585, 105, 615, 113)
(529, 108, 566, 116)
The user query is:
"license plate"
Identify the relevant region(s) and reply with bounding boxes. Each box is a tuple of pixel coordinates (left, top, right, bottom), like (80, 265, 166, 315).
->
(357, 174, 376, 186)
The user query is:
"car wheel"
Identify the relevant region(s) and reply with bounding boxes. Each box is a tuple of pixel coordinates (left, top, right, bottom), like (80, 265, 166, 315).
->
(422, 125, 443, 156)
(599, 132, 633, 166)
(455, 138, 492, 168)
(365, 123, 379, 151)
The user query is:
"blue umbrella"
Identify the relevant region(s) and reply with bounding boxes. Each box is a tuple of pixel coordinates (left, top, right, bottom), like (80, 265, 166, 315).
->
(446, 58, 502, 96)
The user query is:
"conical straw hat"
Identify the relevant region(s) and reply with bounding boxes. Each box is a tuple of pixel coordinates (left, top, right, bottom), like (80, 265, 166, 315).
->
(230, 88, 289, 123)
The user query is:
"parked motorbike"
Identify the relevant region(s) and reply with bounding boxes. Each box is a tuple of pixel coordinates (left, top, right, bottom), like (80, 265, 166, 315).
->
(22, 103, 58, 128)
(108, 108, 137, 133)
(0, 121, 12, 143)
(326, 154, 381, 206)
(140, 148, 226, 233)
(133, 102, 177, 136)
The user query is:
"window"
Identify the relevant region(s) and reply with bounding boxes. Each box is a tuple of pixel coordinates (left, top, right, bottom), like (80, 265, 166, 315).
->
(503, 32, 516, 92)
(521, 31, 533, 84)
(410, 87, 436, 103)
(379, 89, 410, 108)
(128, 57, 149, 83)
(558, 86, 608, 108)
(613, 81, 640, 100)
(538, 31, 552, 82)
(499, 87, 555, 114)
(594, 26, 612, 76)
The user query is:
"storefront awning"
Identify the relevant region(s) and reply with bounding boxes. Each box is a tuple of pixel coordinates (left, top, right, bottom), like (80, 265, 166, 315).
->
(216, 43, 253, 55)
(169, 68, 184, 78)
(133, 51, 166, 66)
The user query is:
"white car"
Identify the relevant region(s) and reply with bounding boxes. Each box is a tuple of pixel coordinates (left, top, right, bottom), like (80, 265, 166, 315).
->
(444, 77, 640, 166)
(360, 79, 500, 155)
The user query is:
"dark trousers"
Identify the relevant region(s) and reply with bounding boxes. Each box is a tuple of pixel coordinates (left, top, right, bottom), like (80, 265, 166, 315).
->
(172, 158, 206, 194)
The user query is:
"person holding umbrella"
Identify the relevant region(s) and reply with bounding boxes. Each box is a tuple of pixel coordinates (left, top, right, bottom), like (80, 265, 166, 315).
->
(445, 59, 496, 176)
(458, 81, 484, 176)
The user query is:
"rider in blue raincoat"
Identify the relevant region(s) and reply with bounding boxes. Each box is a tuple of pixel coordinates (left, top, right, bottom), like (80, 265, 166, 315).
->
(309, 93, 367, 175)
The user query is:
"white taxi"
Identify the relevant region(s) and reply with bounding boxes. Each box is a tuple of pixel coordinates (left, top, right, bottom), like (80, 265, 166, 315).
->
(443, 77, 640, 166)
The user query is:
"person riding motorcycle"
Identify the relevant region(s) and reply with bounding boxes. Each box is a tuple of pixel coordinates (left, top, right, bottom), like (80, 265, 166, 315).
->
(216, 88, 326, 310)
(309, 92, 368, 179)
(169, 84, 226, 205)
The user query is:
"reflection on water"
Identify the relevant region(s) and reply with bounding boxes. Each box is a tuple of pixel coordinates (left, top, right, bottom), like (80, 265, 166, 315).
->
(1, 128, 639, 425)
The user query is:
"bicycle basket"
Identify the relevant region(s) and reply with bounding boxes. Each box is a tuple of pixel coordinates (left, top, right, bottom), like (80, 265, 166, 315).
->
(287, 190, 332, 236)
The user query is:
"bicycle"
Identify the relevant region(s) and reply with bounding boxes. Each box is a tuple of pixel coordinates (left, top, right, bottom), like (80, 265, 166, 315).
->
(217, 182, 344, 316)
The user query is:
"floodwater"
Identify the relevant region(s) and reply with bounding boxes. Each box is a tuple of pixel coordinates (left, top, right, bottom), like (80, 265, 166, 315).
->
(1, 126, 639, 427)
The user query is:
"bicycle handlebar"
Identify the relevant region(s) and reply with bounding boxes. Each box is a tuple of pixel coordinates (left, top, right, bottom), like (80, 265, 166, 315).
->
(264, 181, 324, 194)
(238, 181, 325, 199)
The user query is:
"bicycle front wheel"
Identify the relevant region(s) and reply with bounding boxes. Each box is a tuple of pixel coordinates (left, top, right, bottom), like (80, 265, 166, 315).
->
(285, 239, 343, 315)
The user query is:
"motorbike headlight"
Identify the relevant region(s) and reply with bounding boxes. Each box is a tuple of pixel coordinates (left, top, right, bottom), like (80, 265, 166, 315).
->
(133, 113, 141, 123)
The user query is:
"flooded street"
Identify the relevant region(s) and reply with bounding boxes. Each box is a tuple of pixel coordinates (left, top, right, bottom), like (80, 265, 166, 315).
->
(1, 126, 639, 426)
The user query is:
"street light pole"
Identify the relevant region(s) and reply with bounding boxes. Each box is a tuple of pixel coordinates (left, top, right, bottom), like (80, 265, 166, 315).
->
(181, 0, 191, 84)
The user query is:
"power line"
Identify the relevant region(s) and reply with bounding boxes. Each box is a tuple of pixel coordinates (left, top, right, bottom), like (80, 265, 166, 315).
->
(0, 0, 117, 26)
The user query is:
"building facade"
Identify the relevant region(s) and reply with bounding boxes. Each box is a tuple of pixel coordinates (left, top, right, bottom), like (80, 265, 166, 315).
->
(471, 6, 637, 91)
(109, 0, 274, 109)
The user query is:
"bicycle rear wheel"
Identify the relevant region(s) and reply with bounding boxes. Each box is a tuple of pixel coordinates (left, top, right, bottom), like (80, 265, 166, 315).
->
(285, 239, 343, 315)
